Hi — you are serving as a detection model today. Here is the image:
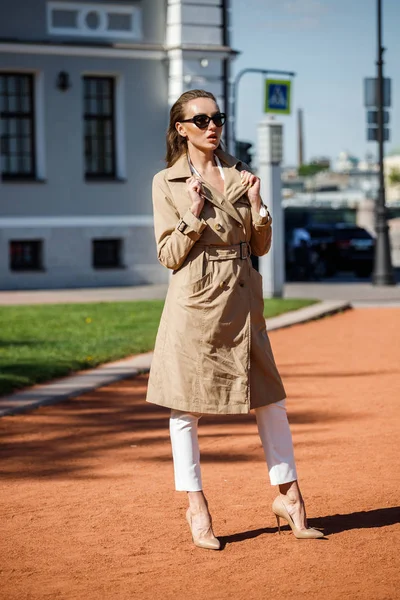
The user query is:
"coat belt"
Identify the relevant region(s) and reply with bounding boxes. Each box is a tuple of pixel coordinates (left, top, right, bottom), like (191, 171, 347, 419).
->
(199, 241, 251, 261)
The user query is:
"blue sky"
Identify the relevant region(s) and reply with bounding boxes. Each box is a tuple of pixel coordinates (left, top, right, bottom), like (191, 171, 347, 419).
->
(231, 0, 400, 166)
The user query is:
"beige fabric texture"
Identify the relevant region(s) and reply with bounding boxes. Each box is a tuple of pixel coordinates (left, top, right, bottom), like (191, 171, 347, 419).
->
(146, 148, 286, 415)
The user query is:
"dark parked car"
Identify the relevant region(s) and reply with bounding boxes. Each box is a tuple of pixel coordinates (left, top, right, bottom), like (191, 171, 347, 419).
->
(285, 227, 315, 280)
(307, 224, 375, 278)
(333, 224, 375, 277)
(305, 224, 337, 278)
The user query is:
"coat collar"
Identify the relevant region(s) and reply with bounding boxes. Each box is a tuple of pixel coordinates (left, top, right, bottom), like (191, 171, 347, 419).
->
(165, 148, 247, 228)
(165, 148, 242, 181)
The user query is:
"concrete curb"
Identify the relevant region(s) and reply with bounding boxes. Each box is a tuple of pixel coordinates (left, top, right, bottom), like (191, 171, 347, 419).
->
(266, 300, 351, 331)
(0, 300, 352, 417)
(0, 353, 154, 418)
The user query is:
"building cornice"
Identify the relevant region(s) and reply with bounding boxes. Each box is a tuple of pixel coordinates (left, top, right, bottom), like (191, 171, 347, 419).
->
(0, 39, 238, 61)
(167, 44, 239, 59)
(0, 40, 166, 60)
(0, 216, 154, 228)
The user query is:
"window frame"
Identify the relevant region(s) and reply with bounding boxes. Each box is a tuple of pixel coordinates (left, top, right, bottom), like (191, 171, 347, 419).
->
(0, 73, 37, 181)
(92, 238, 124, 269)
(9, 239, 43, 272)
(83, 76, 117, 180)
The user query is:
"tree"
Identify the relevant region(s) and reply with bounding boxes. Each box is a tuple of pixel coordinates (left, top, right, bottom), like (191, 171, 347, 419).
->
(388, 167, 400, 186)
(298, 163, 328, 177)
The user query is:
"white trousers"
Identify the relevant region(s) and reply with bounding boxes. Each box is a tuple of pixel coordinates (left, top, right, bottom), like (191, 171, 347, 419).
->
(169, 399, 298, 491)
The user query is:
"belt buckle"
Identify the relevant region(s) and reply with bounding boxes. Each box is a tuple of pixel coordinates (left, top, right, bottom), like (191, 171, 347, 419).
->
(239, 242, 248, 260)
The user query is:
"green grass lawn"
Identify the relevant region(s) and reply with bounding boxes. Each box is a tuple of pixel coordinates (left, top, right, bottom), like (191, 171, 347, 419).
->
(0, 298, 318, 397)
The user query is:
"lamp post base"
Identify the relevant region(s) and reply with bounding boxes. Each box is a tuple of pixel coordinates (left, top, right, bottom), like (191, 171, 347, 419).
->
(372, 222, 396, 286)
(372, 273, 396, 286)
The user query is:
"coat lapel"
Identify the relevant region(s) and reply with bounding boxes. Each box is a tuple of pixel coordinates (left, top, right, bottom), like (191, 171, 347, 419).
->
(166, 150, 247, 226)
(201, 181, 245, 226)
(216, 149, 249, 205)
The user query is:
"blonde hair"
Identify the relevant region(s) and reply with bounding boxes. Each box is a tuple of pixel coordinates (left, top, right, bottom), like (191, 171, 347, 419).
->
(165, 89, 221, 167)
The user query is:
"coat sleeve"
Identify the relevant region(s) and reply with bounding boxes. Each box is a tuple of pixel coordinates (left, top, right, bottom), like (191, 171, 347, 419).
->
(152, 172, 208, 270)
(249, 208, 273, 257)
(238, 162, 273, 257)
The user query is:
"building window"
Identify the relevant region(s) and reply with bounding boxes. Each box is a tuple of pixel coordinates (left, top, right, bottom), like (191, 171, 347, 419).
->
(84, 76, 116, 179)
(9, 240, 43, 271)
(92, 239, 123, 268)
(0, 74, 36, 180)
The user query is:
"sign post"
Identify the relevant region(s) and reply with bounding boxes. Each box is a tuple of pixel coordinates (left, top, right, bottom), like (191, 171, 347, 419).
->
(230, 68, 295, 154)
(364, 77, 391, 142)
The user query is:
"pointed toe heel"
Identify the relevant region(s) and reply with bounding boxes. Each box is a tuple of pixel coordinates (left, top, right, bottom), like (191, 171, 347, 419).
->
(272, 496, 324, 539)
(186, 508, 221, 550)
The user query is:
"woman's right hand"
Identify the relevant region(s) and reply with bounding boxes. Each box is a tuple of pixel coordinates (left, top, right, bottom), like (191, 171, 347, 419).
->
(186, 176, 205, 218)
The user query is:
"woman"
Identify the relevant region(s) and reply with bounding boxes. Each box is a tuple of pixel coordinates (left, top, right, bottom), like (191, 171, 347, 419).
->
(146, 89, 323, 549)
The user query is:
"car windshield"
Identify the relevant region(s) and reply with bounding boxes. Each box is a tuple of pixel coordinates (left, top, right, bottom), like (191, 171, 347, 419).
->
(335, 228, 372, 240)
(307, 228, 334, 238)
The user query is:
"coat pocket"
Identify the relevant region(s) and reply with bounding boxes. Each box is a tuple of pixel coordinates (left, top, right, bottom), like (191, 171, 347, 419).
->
(177, 271, 213, 301)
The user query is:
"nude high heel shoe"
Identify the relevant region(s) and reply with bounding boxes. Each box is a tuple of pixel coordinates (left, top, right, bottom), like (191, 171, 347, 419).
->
(186, 508, 221, 550)
(272, 496, 324, 539)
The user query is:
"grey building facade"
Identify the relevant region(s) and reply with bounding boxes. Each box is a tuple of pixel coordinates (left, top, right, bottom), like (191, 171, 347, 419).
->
(0, 0, 234, 289)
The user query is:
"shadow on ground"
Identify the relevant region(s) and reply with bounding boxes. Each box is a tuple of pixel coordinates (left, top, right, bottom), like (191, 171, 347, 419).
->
(0, 374, 367, 480)
(220, 506, 400, 547)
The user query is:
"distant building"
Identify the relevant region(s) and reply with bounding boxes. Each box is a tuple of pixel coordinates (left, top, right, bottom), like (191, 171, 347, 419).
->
(358, 152, 378, 172)
(305, 171, 348, 192)
(309, 156, 331, 170)
(281, 166, 305, 195)
(282, 188, 366, 209)
(335, 151, 359, 173)
(0, 0, 235, 290)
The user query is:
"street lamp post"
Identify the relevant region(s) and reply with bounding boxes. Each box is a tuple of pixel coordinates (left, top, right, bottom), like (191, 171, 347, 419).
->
(230, 68, 295, 154)
(372, 0, 395, 285)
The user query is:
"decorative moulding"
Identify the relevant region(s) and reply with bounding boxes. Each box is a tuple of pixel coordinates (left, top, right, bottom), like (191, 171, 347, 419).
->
(47, 2, 142, 40)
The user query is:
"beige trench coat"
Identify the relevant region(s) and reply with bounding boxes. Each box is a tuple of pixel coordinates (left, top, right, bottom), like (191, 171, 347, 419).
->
(146, 148, 286, 415)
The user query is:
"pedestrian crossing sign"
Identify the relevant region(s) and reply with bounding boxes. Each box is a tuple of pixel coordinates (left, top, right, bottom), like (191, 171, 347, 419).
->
(265, 79, 291, 115)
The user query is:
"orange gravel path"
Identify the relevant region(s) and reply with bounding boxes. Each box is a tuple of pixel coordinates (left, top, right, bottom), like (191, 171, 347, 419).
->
(1, 308, 399, 600)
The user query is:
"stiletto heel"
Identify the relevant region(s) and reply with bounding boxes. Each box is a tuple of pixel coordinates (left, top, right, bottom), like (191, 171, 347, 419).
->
(272, 496, 324, 539)
(275, 514, 281, 534)
(186, 508, 221, 550)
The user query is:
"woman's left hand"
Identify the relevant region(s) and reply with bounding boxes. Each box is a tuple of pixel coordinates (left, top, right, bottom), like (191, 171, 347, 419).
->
(240, 170, 262, 211)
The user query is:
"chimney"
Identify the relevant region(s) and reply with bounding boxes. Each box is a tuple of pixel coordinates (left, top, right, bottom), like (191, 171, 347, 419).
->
(298, 108, 304, 168)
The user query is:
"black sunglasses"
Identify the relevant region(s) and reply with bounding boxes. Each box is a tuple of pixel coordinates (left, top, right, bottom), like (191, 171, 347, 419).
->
(180, 112, 226, 129)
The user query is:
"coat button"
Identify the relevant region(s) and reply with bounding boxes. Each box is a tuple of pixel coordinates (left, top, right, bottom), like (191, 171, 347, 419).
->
(214, 223, 223, 231)
(219, 281, 226, 288)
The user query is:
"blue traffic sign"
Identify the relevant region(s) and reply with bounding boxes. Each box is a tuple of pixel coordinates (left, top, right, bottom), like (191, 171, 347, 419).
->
(265, 79, 291, 114)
